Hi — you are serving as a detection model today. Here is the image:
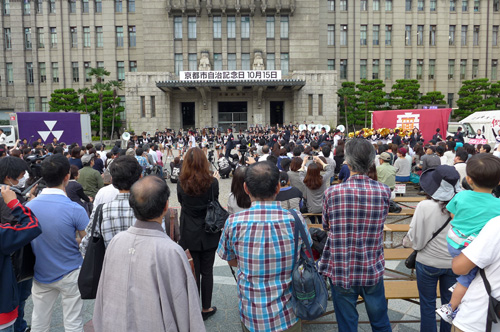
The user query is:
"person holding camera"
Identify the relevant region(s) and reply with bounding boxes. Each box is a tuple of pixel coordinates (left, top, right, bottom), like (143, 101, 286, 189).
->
(217, 153, 232, 179)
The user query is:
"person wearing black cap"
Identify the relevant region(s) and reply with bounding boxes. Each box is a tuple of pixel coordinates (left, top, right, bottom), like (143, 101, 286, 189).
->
(403, 165, 462, 332)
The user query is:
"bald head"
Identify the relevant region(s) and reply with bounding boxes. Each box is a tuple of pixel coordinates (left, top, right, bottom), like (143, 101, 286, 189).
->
(129, 176, 170, 221)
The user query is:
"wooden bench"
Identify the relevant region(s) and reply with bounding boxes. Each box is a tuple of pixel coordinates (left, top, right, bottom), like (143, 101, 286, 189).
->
(393, 196, 425, 209)
(384, 224, 410, 247)
(384, 248, 413, 260)
(387, 208, 415, 224)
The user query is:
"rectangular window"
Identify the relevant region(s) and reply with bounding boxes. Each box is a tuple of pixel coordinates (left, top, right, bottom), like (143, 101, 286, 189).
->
(448, 93, 454, 107)
(460, 59, 467, 79)
(472, 59, 479, 78)
(150, 96, 156, 118)
(492, 60, 498, 80)
(373, 25, 380, 45)
(494, 26, 499, 46)
(37, 28, 44, 48)
(327, 25, 335, 46)
(84, 62, 91, 82)
(214, 53, 222, 70)
(404, 59, 411, 79)
(4, 28, 11, 49)
(115, 0, 122, 12)
(416, 59, 423, 79)
(308, 94, 313, 116)
(473, 25, 479, 46)
(188, 16, 196, 39)
(340, 59, 347, 79)
(386, 0, 392, 11)
(266, 16, 274, 38)
(340, 0, 347, 10)
(281, 53, 289, 75)
(96, 26, 103, 47)
(25, 28, 32, 49)
(140, 96, 145, 117)
(328, 0, 335, 11)
(448, 59, 455, 79)
(36, 0, 42, 13)
(318, 95, 323, 116)
(70, 27, 77, 48)
(385, 25, 392, 45)
(174, 54, 183, 75)
(494, 0, 499, 11)
(72, 62, 79, 82)
(373, 0, 380, 10)
(417, 25, 423, 46)
(82, 0, 89, 13)
(39, 62, 46, 82)
(116, 26, 123, 47)
(213, 16, 221, 38)
(3, 0, 9, 15)
(450, 0, 456, 11)
(130, 61, 137, 72)
(280, 16, 289, 39)
(418, 0, 424, 11)
(327, 59, 335, 70)
(188, 53, 197, 71)
(406, 0, 412, 11)
(26, 62, 34, 84)
(429, 59, 436, 79)
(373, 59, 380, 79)
(385, 59, 392, 79)
(52, 62, 58, 82)
(23, 0, 30, 14)
(461, 25, 468, 45)
(405, 25, 411, 46)
(430, 0, 436, 10)
(360, 25, 367, 46)
(50, 0, 55, 13)
(6, 63, 13, 84)
(228, 53, 236, 70)
(241, 16, 250, 39)
(340, 25, 348, 46)
(361, 0, 367, 11)
(83, 27, 90, 47)
(128, 0, 135, 12)
(95, 0, 101, 12)
(449, 25, 456, 45)
(128, 26, 136, 47)
(227, 16, 236, 39)
(462, 0, 468, 11)
(430, 25, 436, 46)
(266, 53, 275, 70)
(473, 0, 479, 11)
(69, 0, 76, 13)
(360, 59, 367, 79)
(41, 97, 48, 112)
(97, 61, 104, 68)
(242, 53, 250, 70)
(28, 97, 35, 112)
(174, 17, 182, 39)
(117, 61, 125, 81)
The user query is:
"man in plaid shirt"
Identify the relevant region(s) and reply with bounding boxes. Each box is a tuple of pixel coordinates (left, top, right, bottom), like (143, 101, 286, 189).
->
(217, 161, 311, 332)
(80, 156, 142, 254)
(319, 138, 392, 332)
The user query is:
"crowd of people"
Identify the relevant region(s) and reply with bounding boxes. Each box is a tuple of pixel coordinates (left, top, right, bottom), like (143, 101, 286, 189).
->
(0, 122, 500, 332)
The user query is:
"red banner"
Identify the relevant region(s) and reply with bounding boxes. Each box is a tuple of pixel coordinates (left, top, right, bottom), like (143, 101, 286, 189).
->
(372, 109, 452, 143)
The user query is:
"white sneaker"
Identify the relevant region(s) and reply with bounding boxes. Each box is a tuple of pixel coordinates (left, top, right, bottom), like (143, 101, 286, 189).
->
(448, 283, 457, 293)
(436, 304, 458, 324)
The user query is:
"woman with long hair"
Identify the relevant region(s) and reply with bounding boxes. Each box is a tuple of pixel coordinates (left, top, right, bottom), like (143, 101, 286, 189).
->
(227, 166, 251, 214)
(301, 156, 334, 223)
(177, 147, 220, 320)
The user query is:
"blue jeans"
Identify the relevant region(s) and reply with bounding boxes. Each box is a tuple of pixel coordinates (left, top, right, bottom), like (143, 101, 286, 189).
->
(416, 262, 457, 332)
(330, 279, 391, 332)
(0, 325, 14, 332)
(14, 278, 32, 332)
(447, 244, 478, 288)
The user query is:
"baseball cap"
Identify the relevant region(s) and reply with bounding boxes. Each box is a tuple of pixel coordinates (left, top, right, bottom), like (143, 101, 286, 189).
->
(379, 152, 392, 162)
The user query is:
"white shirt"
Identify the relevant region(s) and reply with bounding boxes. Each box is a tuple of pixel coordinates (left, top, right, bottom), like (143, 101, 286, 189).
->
(189, 136, 196, 148)
(97, 151, 107, 165)
(0, 132, 6, 144)
(453, 216, 500, 332)
(454, 162, 467, 187)
(94, 184, 120, 206)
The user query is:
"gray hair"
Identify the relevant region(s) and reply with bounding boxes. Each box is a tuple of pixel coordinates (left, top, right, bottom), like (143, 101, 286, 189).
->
(345, 138, 375, 175)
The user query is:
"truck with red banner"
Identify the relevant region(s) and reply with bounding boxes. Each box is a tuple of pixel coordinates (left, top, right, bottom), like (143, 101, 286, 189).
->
(458, 110, 500, 146)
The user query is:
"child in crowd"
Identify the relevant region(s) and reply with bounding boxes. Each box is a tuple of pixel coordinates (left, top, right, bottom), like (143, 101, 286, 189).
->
(436, 153, 500, 323)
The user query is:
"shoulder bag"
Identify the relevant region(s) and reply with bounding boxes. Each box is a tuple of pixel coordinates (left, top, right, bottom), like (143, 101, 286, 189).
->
(168, 209, 196, 278)
(480, 269, 500, 332)
(204, 184, 229, 234)
(405, 216, 452, 269)
(78, 204, 105, 299)
(11, 242, 36, 282)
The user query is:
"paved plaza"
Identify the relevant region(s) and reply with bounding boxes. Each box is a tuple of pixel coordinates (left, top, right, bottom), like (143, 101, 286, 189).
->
(22, 175, 426, 332)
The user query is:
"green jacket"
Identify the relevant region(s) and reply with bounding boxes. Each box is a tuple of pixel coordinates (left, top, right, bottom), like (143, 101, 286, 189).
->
(77, 166, 104, 198)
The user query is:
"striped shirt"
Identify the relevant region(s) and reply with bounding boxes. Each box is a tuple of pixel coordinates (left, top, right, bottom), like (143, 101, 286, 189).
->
(319, 174, 391, 289)
(217, 201, 311, 332)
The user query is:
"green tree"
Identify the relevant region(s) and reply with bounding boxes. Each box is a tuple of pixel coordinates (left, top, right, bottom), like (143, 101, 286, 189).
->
(389, 79, 421, 109)
(49, 89, 80, 112)
(455, 78, 492, 119)
(419, 91, 446, 105)
(87, 91, 123, 137)
(487, 82, 500, 109)
(337, 82, 360, 131)
(356, 79, 386, 127)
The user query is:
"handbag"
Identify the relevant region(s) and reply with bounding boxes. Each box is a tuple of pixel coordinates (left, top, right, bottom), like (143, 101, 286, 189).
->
(479, 269, 500, 332)
(168, 209, 196, 278)
(11, 242, 36, 282)
(289, 209, 328, 321)
(204, 184, 229, 233)
(405, 216, 452, 269)
(78, 204, 105, 299)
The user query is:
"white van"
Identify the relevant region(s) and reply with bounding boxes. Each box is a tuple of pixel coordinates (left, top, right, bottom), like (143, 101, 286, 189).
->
(459, 110, 500, 146)
(0, 125, 16, 146)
